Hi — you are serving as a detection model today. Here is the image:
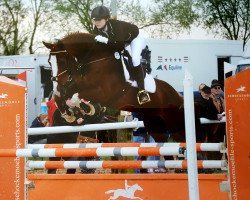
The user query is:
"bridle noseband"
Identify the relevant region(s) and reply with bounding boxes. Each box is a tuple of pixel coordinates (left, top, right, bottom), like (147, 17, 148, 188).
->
(48, 50, 71, 81)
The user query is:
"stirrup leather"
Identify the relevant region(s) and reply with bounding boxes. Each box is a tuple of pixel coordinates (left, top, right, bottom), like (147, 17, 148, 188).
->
(137, 90, 151, 105)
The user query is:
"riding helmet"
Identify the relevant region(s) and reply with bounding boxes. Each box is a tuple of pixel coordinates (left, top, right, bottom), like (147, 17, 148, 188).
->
(91, 6, 110, 20)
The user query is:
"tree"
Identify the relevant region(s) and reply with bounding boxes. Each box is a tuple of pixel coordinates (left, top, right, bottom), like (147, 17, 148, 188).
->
(54, 0, 102, 33)
(28, 0, 53, 54)
(0, 0, 27, 55)
(118, 0, 198, 38)
(53, 0, 197, 38)
(195, 0, 250, 49)
(0, 0, 56, 55)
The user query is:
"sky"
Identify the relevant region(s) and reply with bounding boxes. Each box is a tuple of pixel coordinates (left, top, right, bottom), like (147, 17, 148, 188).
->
(177, 27, 217, 40)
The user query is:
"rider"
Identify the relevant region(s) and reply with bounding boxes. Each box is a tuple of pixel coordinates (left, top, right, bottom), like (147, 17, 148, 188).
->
(91, 5, 150, 105)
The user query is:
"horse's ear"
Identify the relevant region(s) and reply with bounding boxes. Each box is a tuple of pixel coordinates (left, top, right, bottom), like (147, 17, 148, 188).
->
(43, 41, 54, 50)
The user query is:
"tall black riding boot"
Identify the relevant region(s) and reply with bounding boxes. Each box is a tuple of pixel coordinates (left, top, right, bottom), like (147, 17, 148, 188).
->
(134, 65, 150, 104)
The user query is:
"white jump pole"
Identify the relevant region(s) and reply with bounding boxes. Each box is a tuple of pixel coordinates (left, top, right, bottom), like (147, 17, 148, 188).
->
(28, 121, 144, 135)
(183, 70, 199, 200)
(28, 119, 224, 136)
(200, 117, 226, 124)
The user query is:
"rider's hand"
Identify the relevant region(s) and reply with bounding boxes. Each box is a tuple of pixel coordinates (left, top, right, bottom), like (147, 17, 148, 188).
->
(95, 35, 108, 44)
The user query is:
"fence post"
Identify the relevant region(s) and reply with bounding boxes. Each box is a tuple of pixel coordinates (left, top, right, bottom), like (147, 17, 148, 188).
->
(183, 70, 199, 200)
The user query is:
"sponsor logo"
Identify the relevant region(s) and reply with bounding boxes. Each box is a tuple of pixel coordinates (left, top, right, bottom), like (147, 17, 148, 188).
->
(156, 64, 182, 71)
(156, 56, 186, 71)
(105, 180, 143, 200)
(0, 93, 20, 107)
(236, 85, 246, 92)
(227, 85, 249, 101)
(0, 93, 8, 99)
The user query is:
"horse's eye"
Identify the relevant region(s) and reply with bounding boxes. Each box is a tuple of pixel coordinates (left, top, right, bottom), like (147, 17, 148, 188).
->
(51, 76, 58, 82)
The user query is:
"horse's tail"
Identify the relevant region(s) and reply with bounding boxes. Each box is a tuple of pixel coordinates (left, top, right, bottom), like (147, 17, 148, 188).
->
(105, 190, 115, 194)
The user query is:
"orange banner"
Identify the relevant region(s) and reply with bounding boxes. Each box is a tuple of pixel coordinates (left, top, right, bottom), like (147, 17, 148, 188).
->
(0, 76, 27, 200)
(225, 68, 250, 199)
(28, 174, 227, 200)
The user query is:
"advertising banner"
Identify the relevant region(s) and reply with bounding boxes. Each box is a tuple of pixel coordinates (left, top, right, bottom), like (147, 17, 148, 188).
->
(225, 69, 250, 200)
(0, 76, 27, 200)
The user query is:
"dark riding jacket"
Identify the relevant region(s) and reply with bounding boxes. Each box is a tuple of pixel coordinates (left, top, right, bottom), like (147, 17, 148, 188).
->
(93, 19, 139, 51)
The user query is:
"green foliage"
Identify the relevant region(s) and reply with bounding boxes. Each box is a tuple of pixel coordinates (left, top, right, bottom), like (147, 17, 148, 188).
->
(53, 0, 103, 33)
(0, 0, 28, 55)
(151, 0, 198, 28)
(194, 0, 250, 47)
(1, 0, 249, 54)
(0, 0, 56, 55)
(118, 0, 198, 38)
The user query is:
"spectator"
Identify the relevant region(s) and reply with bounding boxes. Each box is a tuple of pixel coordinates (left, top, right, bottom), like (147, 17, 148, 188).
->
(28, 113, 49, 144)
(211, 79, 224, 98)
(196, 84, 225, 162)
(46, 94, 57, 126)
(210, 79, 225, 116)
(208, 79, 226, 160)
(198, 85, 220, 120)
(194, 83, 206, 102)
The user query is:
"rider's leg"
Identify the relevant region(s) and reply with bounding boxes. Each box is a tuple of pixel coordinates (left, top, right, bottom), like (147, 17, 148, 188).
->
(130, 33, 150, 104)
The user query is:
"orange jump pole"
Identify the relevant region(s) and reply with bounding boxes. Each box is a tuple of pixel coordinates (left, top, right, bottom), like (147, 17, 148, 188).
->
(28, 174, 228, 200)
(0, 146, 183, 157)
(27, 142, 224, 152)
(0, 76, 27, 200)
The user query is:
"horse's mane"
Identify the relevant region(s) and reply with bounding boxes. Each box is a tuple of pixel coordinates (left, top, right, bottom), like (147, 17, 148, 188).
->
(59, 31, 117, 56)
(61, 32, 95, 45)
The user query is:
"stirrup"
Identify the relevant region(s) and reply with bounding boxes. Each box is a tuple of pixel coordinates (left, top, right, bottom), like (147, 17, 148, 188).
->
(137, 90, 151, 105)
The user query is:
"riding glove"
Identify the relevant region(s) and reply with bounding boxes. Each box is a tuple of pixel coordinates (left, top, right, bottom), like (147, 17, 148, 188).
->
(95, 35, 108, 44)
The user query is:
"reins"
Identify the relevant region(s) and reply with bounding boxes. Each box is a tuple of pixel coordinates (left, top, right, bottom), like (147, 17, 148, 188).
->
(49, 48, 114, 79)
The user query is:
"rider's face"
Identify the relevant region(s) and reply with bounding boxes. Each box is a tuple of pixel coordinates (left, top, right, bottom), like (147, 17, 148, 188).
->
(93, 18, 107, 29)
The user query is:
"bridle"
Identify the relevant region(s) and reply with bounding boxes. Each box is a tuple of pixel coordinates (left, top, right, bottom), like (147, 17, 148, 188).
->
(48, 49, 114, 80)
(48, 44, 115, 98)
(48, 50, 71, 81)
(48, 50, 75, 98)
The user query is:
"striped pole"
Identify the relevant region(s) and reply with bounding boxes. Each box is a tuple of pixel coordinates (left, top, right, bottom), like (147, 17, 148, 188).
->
(0, 147, 183, 158)
(27, 160, 227, 169)
(27, 142, 224, 152)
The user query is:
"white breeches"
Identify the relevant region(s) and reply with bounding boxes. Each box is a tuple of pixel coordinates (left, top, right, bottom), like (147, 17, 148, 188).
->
(127, 33, 145, 67)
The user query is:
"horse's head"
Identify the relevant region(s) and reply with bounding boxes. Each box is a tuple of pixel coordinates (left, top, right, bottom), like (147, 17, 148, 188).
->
(43, 40, 78, 99)
(43, 32, 124, 104)
(133, 184, 143, 191)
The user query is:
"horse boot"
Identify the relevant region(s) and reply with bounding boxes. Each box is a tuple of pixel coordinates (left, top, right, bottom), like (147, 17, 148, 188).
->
(134, 65, 151, 105)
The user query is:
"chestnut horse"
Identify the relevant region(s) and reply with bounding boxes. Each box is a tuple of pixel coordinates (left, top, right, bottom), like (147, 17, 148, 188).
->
(43, 32, 203, 143)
